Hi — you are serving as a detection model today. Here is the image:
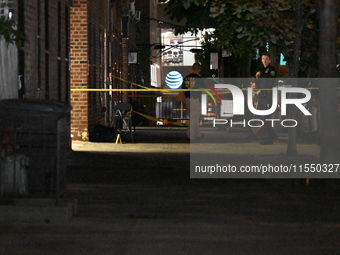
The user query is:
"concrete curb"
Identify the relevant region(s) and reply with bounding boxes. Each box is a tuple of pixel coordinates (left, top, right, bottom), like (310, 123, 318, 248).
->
(0, 198, 77, 224)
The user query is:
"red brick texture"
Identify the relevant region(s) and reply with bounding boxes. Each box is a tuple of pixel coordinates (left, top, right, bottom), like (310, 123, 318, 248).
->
(70, 0, 89, 140)
(70, 0, 129, 141)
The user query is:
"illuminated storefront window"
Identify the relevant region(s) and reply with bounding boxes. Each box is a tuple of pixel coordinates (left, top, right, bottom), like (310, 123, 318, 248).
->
(161, 29, 213, 66)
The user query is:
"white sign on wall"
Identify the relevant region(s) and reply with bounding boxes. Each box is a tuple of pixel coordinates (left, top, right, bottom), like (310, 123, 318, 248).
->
(220, 100, 233, 117)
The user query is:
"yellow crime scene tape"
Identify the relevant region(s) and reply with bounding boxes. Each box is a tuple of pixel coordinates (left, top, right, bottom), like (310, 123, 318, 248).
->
(70, 75, 334, 127)
(71, 75, 331, 93)
(130, 110, 188, 127)
(71, 75, 192, 126)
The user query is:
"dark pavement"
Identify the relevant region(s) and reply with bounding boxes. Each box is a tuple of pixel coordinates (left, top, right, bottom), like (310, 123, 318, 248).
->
(1, 128, 340, 255)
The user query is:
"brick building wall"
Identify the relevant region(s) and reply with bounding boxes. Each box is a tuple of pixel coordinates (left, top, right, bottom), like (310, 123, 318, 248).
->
(87, 0, 109, 136)
(70, 0, 111, 140)
(18, 0, 70, 102)
(70, 0, 132, 140)
(1, 0, 139, 141)
(122, 38, 129, 103)
(70, 0, 89, 140)
(110, 5, 124, 104)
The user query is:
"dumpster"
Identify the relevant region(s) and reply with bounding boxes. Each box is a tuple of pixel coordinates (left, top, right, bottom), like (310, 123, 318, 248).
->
(0, 99, 71, 198)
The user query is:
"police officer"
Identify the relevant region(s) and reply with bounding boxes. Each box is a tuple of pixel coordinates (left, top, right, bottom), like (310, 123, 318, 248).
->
(182, 62, 203, 140)
(255, 54, 278, 145)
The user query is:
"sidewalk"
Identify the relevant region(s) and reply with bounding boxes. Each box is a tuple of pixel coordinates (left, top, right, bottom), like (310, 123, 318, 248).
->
(1, 128, 339, 255)
(73, 127, 320, 157)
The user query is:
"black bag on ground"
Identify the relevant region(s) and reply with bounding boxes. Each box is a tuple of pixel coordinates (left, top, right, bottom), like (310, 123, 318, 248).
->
(90, 124, 117, 142)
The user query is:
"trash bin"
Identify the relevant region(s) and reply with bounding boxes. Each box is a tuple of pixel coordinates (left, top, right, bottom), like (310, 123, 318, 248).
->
(0, 99, 71, 198)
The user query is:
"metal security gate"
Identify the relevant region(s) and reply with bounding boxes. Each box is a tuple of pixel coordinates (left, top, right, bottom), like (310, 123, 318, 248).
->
(155, 96, 187, 123)
(0, 99, 71, 198)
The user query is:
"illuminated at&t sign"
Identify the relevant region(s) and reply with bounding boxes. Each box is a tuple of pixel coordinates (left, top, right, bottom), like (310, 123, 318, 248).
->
(165, 71, 183, 89)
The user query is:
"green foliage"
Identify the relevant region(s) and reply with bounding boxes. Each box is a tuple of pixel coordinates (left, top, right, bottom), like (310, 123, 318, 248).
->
(163, 0, 320, 76)
(0, 17, 25, 46)
(162, 0, 216, 35)
(276, 0, 319, 76)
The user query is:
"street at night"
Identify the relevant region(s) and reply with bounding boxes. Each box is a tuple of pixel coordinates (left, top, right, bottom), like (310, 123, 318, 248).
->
(1, 1, 340, 254)
(1, 128, 339, 255)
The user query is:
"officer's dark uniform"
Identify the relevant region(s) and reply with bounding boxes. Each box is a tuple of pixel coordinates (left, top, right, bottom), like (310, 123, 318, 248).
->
(182, 73, 201, 99)
(182, 72, 203, 139)
(256, 64, 278, 144)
